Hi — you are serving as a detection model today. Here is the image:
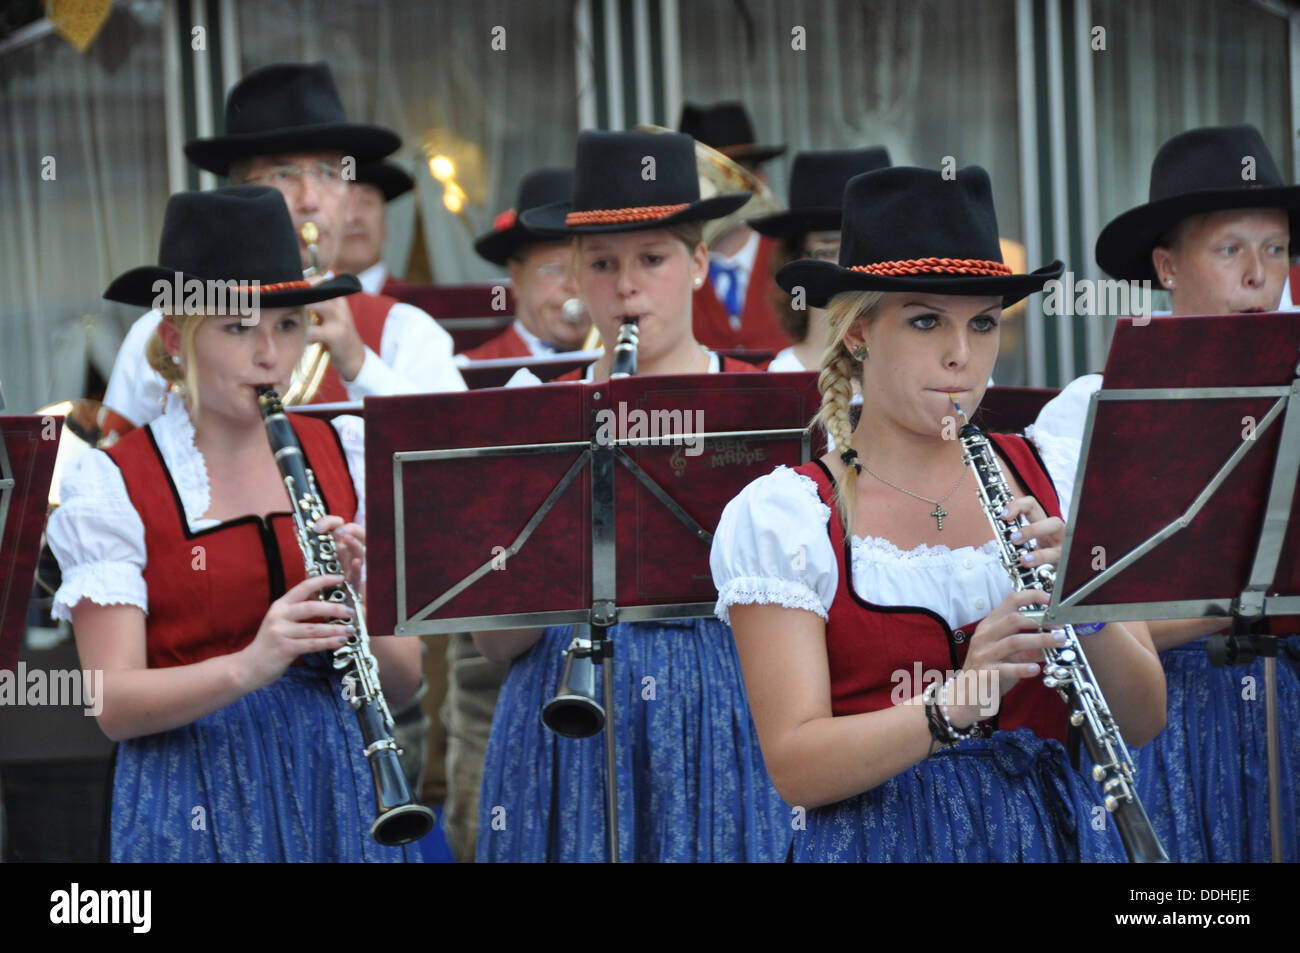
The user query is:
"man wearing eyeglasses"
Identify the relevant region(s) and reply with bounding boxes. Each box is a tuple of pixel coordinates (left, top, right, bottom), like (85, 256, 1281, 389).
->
(459, 167, 590, 362)
(104, 62, 465, 425)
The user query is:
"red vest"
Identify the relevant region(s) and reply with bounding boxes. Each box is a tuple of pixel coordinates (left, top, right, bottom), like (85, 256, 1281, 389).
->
(311, 291, 395, 404)
(461, 324, 531, 362)
(104, 416, 358, 669)
(794, 433, 1069, 745)
(552, 354, 763, 382)
(692, 235, 793, 352)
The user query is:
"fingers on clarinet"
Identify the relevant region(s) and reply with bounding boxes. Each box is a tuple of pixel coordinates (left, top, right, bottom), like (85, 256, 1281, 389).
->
(314, 515, 343, 534)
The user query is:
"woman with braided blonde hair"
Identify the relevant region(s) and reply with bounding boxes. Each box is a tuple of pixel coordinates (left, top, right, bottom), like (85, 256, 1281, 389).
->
(711, 166, 1167, 862)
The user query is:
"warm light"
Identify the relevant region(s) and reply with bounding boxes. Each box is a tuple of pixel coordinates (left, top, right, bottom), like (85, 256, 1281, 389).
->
(429, 155, 455, 181)
(443, 182, 466, 213)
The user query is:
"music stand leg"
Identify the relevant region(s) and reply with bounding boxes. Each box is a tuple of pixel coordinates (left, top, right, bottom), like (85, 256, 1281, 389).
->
(1265, 655, 1282, 863)
(601, 648, 619, 864)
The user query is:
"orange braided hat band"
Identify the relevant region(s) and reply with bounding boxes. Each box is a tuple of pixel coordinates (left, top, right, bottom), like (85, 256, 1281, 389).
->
(566, 203, 690, 226)
(850, 258, 1012, 277)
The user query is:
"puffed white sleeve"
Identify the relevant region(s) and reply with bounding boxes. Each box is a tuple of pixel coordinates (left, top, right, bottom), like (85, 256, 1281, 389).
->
(710, 465, 840, 625)
(44, 449, 148, 621)
(1025, 373, 1102, 520)
(345, 302, 468, 398)
(331, 413, 366, 529)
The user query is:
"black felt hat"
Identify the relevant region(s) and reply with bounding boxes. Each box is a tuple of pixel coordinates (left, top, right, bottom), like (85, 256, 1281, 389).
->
(777, 165, 1063, 309)
(750, 147, 893, 238)
(677, 101, 786, 164)
(354, 160, 415, 201)
(520, 131, 749, 234)
(185, 62, 401, 176)
(104, 186, 360, 309)
(474, 168, 575, 265)
(1095, 124, 1300, 282)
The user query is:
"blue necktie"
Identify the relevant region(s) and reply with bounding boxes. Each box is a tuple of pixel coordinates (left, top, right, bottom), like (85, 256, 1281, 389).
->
(708, 260, 743, 318)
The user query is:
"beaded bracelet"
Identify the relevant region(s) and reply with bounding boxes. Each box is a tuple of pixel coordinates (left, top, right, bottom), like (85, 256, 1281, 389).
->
(923, 676, 981, 747)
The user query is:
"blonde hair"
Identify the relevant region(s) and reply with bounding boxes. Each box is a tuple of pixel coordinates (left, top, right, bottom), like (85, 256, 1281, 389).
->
(146, 314, 203, 416)
(815, 289, 886, 536)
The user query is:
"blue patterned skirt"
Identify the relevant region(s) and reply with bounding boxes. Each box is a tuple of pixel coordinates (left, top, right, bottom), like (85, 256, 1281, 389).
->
(111, 664, 416, 862)
(1134, 637, 1300, 863)
(475, 619, 791, 862)
(795, 728, 1128, 862)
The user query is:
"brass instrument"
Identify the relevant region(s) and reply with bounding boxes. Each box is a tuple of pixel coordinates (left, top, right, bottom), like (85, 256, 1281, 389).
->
(256, 386, 435, 846)
(952, 400, 1169, 863)
(636, 123, 783, 249)
(283, 220, 331, 405)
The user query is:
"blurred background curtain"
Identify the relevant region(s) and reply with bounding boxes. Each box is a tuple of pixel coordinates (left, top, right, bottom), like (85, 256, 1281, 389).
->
(1091, 0, 1291, 247)
(0, 1, 168, 415)
(239, 0, 581, 286)
(677, 0, 1029, 381)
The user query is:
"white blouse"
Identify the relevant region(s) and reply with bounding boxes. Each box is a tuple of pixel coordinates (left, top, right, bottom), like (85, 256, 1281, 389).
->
(710, 434, 1079, 631)
(45, 399, 365, 622)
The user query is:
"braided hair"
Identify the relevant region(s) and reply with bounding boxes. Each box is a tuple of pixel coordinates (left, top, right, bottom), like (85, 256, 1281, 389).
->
(813, 290, 884, 536)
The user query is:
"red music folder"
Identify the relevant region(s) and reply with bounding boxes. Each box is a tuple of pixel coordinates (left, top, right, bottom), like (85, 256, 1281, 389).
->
(365, 373, 823, 636)
(1, 415, 63, 672)
(1047, 312, 1300, 633)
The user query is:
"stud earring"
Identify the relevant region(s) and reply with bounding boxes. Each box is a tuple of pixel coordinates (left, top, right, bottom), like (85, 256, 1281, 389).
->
(852, 345, 868, 362)
(1164, 278, 1174, 288)
(693, 277, 704, 289)
(172, 354, 181, 366)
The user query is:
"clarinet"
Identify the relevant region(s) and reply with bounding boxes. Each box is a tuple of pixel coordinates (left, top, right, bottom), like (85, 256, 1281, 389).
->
(609, 317, 639, 378)
(256, 387, 435, 847)
(952, 405, 1169, 863)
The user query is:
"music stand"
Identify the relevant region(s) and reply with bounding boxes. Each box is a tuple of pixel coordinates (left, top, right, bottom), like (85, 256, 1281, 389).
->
(0, 412, 63, 674)
(1044, 312, 1300, 861)
(458, 351, 603, 390)
(366, 372, 823, 860)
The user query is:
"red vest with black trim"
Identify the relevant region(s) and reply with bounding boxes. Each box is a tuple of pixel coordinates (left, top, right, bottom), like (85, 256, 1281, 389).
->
(692, 235, 793, 352)
(794, 433, 1069, 745)
(551, 354, 764, 382)
(461, 324, 531, 362)
(311, 291, 395, 404)
(103, 416, 358, 669)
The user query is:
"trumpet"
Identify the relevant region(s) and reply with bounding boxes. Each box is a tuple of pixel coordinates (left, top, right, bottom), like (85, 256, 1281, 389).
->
(283, 220, 331, 405)
(256, 386, 434, 846)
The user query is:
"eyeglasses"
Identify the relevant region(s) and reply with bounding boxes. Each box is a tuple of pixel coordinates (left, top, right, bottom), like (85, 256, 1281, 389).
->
(247, 161, 349, 191)
(804, 244, 841, 262)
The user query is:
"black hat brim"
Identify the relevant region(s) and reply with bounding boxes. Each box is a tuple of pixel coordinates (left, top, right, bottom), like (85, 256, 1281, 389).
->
(358, 165, 415, 202)
(1094, 186, 1300, 282)
(520, 192, 750, 234)
(749, 206, 842, 239)
(185, 123, 402, 176)
(776, 258, 1065, 309)
(104, 267, 361, 309)
(473, 223, 572, 266)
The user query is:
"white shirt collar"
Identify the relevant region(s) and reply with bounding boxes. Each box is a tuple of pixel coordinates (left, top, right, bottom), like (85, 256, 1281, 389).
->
(513, 319, 557, 356)
(356, 262, 388, 295)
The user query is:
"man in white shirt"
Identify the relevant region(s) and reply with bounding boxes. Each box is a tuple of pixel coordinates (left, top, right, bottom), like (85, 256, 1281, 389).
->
(105, 62, 464, 425)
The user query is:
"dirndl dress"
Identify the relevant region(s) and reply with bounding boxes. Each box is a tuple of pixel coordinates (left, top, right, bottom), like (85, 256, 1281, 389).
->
(476, 618, 791, 862)
(1134, 636, 1300, 862)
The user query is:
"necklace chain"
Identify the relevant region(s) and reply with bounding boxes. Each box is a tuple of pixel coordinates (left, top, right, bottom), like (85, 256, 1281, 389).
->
(858, 460, 969, 531)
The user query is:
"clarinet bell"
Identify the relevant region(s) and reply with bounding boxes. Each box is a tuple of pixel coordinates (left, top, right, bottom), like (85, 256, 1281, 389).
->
(542, 649, 605, 738)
